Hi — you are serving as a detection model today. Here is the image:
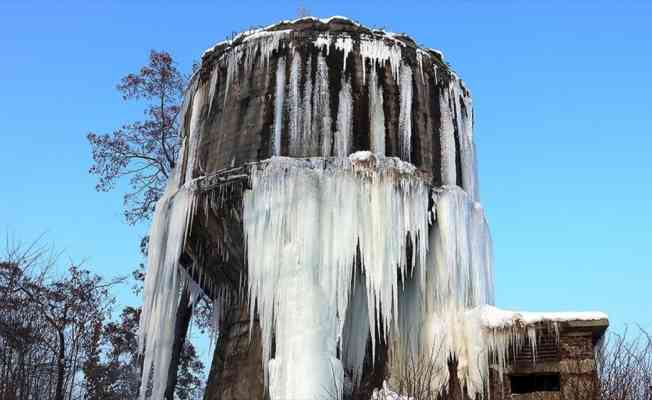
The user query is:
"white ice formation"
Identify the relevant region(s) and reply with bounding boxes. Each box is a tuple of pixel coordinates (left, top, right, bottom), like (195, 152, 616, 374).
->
(137, 170, 198, 400)
(243, 153, 430, 400)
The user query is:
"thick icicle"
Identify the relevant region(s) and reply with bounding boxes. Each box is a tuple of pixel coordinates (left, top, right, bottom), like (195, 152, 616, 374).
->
(288, 50, 302, 156)
(335, 36, 354, 72)
(184, 83, 207, 183)
(313, 54, 332, 157)
(272, 56, 286, 156)
(398, 63, 413, 161)
(207, 66, 220, 115)
(334, 75, 353, 157)
(368, 66, 386, 156)
(312, 54, 333, 157)
(341, 271, 370, 386)
(452, 81, 479, 201)
(302, 55, 316, 154)
(439, 87, 456, 185)
(137, 171, 197, 400)
(430, 186, 494, 310)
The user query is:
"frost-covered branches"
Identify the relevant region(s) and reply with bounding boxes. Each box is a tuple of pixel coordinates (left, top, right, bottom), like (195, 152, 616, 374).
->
(87, 50, 186, 224)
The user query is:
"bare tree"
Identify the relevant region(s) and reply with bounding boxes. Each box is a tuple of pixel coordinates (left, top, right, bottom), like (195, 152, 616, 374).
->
(87, 50, 186, 225)
(0, 238, 120, 400)
(0, 237, 205, 400)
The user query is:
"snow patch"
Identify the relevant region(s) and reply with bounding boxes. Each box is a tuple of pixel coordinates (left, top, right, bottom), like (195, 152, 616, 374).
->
(478, 305, 609, 328)
(372, 381, 414, 400)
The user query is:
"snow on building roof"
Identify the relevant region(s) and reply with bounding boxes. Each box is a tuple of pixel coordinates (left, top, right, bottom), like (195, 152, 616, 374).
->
(473, 305, 609, 330)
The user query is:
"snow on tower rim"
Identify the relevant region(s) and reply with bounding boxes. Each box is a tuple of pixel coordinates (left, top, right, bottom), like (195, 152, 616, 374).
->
(201, 15, 446, 65)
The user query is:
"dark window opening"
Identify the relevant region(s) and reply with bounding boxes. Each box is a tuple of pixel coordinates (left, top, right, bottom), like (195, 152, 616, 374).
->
(511, 374, 560, 393)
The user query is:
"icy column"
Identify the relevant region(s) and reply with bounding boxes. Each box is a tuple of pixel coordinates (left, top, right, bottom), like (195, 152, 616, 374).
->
(452, 83, 479, 201)
(313, 54, 332, 157)
(288, 50, 303, 156)
(272, 56, 286, 156)
(439, 87, 456, 185)
(398, 63, 413, 161)
(369, 66, 386, 155)
(334, 76, 353, 157)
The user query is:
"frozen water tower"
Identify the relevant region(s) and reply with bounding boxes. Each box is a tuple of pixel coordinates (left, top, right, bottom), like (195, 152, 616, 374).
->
(139, 16, 496, 400)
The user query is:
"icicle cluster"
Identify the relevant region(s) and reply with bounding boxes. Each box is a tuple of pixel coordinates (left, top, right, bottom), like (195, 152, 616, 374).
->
(221, 30, 291, 108)
(360, 36, 403, 83)
(243, 152, 430, 400)
(439, 79, 478, 201)
(283, 48, 334, 157)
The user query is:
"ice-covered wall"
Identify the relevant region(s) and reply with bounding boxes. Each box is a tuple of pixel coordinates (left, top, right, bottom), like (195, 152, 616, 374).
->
(192, 15, 476, 191)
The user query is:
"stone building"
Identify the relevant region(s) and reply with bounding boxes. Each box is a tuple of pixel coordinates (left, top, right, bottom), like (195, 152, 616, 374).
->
(486, 311, 608, 400)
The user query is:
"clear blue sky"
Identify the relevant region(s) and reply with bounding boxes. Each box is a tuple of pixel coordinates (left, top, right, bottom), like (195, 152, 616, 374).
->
(1, 0, 651, 343)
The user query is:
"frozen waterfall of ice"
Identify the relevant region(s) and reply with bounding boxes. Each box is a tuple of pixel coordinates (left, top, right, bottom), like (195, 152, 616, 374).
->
(389, 185, 495, 398)
(243, 152, 430, 400)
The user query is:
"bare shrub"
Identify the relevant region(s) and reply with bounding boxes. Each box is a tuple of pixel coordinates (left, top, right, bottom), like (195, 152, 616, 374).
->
(597, 328, 652, 400)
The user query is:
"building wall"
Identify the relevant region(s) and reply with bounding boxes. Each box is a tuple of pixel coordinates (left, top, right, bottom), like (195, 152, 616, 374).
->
(489, 325, 603, 400)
